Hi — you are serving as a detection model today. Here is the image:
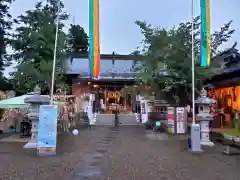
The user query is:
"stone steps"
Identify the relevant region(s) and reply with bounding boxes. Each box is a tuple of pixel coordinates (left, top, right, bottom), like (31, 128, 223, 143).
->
(94, 114, 139, 126)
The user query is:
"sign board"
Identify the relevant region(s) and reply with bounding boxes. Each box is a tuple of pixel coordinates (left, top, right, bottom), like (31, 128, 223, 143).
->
(167, 107, 175, 134)
(176, 107, 186, 134)
(37, 105, 58, 156)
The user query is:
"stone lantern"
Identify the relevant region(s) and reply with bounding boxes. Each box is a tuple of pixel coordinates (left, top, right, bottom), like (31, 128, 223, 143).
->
(195, 88, 215, 146)
(23, 85, 50, 148)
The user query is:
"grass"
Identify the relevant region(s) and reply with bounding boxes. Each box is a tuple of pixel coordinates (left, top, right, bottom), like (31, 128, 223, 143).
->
(223, 128, 240, 137)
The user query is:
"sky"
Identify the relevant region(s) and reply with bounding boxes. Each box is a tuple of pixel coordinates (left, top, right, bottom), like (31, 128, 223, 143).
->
(4, 0, 240, 76)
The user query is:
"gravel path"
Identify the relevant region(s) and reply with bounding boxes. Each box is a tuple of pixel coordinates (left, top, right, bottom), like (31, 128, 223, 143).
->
(1, 126, 240, 180)
(98, 126, 240, 180)
(0, 127, 109, 180)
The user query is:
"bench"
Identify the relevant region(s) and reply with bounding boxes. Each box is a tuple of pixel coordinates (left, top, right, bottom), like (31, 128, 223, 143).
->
(222, 139, 240, 155)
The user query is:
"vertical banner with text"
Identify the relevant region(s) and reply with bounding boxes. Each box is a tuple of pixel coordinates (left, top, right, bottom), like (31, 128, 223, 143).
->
(176, 107, 187, 134)
(167, 107, 175, 134)
(37, 105, 58, 156)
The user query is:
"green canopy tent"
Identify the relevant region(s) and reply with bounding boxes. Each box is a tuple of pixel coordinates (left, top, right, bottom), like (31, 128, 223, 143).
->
(0, 95, 64, 109)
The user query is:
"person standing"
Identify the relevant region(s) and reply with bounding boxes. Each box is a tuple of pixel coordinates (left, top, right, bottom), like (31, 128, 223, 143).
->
(60, 102, 69, 132)
(113, 105, 119, 127)
(68, 99, 75, 128)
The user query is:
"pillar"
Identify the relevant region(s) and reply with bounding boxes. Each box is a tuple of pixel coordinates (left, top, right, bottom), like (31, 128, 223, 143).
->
(104, 85, 107, 109)
(88, 94, 94, 125)
(124, 92, 127, 110)
(200, 120, 214, 146)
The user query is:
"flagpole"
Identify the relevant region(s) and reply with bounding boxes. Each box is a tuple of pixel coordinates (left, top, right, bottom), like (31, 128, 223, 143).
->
(189, 0, 202, 153)
(50, 0, 60, 105)
(191, 0, 195, 124)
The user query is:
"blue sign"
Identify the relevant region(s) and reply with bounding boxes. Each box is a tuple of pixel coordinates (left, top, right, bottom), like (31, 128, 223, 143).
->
(38, 105, 57, 155)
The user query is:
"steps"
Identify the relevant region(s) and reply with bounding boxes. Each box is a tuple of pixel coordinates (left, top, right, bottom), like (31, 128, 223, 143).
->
(118, 114, 139, 125)
(94, 114, 139, 126)
(95, 114, 114, 126)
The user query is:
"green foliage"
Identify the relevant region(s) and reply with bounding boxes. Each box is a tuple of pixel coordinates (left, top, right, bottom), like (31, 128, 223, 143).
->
(0, 0, 14, 91)
(56, 83, 70, 94)
(7, 0, 89, 94)
(135, 16, 235, 104)
(10, 0, 69, 93)
(0, 0, 14, 74)
(67, 24, 88, 53)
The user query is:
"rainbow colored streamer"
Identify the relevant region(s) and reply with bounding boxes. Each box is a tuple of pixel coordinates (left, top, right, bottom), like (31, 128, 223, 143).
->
(89, 0, 100, 79)
(200, 0, 211, 67)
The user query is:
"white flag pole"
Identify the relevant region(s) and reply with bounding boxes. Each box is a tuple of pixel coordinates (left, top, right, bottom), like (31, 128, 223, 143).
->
(50, 0, 61, 105)
(191, 0, 195, 124)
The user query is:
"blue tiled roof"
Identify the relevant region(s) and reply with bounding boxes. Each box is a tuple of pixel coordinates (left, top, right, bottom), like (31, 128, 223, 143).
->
(66, 58, 140, 79)
(224, 61, 240, 73)
(66, 57, 168, 79)
(67, 58, 89, 74)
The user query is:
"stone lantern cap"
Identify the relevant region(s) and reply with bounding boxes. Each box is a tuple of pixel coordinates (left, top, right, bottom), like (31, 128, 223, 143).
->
(195, 88, 215, 105)
(24, 95, 50, 104)
(24, 85, 50, 104)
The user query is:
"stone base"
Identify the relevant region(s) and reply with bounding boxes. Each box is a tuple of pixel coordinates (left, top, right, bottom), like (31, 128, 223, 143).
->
(23, 142, 37, 148)
(188, 148, 203, 153)
(201, 141, 214, 147)
(189, 124, 202, 153)
(37, 147, 56, 156)
(223, 145, 240, 155)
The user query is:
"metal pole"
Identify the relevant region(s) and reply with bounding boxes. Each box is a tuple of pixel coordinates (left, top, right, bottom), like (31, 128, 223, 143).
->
(191, 0, 195, 124)
(50, 0, 61, 105)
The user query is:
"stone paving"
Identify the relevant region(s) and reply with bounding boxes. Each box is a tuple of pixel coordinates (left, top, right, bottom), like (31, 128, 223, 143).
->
(0, 134, 30, 142)
(1, 126, 240, 180)
(0, 127, 109, 180)
(98, 126, 240, 180)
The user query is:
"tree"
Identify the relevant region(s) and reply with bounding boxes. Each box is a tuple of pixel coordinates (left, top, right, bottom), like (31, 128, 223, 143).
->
(67, 24, 88, 53)
(0, 0, 14, 90)
(135, 16, 235, 105)
(10, 0, 69, 93)
(129, 50, 141, 56)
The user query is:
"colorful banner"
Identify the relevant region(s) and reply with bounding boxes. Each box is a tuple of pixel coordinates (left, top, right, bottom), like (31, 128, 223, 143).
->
(89, 0, 100, 79)
(89, 0, 94, 78)
(37, 105, 58, 156)
(200, 0, 211, 67)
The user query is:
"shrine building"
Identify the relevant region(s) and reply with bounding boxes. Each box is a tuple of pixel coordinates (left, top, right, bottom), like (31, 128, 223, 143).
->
(65, 52, 143, 113)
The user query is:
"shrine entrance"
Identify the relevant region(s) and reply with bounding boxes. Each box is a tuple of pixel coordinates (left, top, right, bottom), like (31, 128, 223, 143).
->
(107, 97, 117, 104)
(100, 90, 132, 114)
(72, 80, 134, 114)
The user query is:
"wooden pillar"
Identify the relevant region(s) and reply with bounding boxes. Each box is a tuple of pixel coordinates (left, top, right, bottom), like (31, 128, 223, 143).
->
(124, 92, 127, 110)
(105, 84, 107, 109)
